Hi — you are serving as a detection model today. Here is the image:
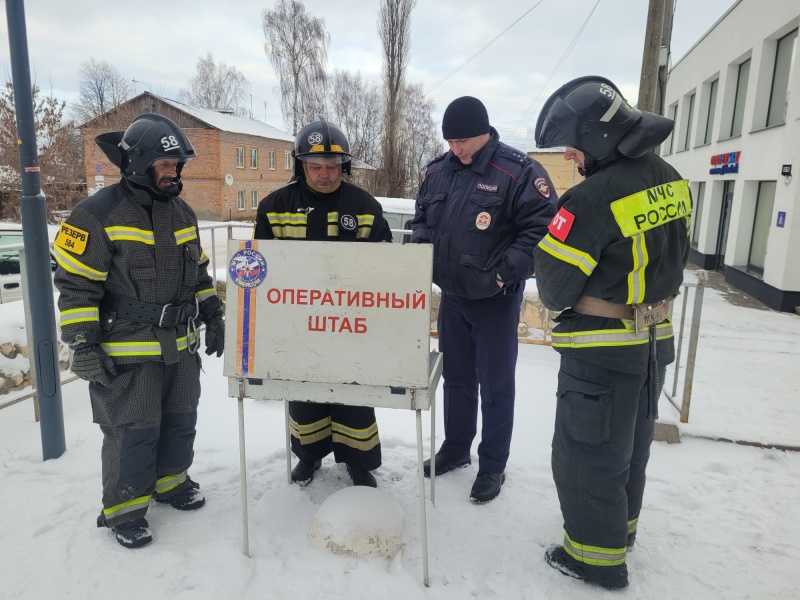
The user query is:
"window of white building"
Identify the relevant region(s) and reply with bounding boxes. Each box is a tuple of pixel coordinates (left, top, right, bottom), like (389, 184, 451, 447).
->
(703, 79, 718, 144)
(729, 59, 750, 137)
(681, 93, 695, 150)
(664, 103, 678, 155)
(747, 181, 776, 276)
(691, 182, 705, 249)
(765, 29, 798, 128)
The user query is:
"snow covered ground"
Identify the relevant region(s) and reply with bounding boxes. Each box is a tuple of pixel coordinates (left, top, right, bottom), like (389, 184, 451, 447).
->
(1, 245, 799, 598)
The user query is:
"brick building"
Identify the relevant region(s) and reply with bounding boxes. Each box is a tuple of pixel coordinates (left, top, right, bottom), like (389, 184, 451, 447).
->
(527, 149, 583, 197)
(81, 92, 295, 221)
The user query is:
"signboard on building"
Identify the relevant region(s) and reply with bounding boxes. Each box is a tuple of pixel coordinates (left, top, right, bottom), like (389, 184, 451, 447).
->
(709, 151, 741, 175)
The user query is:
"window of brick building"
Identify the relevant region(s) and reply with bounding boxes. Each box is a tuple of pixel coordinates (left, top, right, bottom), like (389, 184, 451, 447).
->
(285, 151, 291, 170)
(251, 190, 259, 209)
(237, 190, 245, 210)
(269, 150, 276, 170)
(236, 147, 245, 169)
(250, 148, 258, 169)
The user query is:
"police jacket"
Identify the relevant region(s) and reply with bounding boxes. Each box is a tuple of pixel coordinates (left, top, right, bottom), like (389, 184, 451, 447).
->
(411, 128, 557, 301)
(533, 151, 691, 373)
(253, 177, 393, 243)
(54, 180, 220, 365)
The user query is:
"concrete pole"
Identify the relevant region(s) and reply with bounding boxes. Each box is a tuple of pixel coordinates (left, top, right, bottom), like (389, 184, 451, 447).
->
(637, 0, 668, 113)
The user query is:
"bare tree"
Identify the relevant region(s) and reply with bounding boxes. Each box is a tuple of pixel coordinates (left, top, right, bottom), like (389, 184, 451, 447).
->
(397, 83, 443, 197)
(72, 58, 133, 124)
(262, 0, 329, 134)
(178, 53, 252, 117)
(378, 0, 416, 197)
(0, 81, 84, 220)
(327, 69, 384, 167)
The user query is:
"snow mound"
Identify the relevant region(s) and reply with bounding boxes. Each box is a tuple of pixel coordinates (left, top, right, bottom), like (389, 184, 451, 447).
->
(309, 486, 405, 560)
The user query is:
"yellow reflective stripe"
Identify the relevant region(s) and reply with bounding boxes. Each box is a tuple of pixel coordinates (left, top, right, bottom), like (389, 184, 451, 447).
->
(272, 227, 307, 239)
(155, 471, 187, 494)
(328, 225, 339, 236)
(331, 420, 378, 441)
(610, 180, 692, 237)
(331, 420, 380, 451)
(175, 226, 197, 245)
(551, 321, 673, 348)
(53, 246, 108, 281)
(60, 307, 99, 327)
(105, 226, 155, 245)
(537, 234, 597, 276)
(103, 495, 151, 518)
(267, 212, 308, 225)
(628, 518, 638, 534)
(290, 415, 332, 445)
(199, 248, 209, 264)
(101, 334, 198, 357)
(327, 212, 339, 224)
(564, 531, 626, 566)
(195, 287, 216, 303)
(626, 233, 647, 304)
(357, 214, 375, 226)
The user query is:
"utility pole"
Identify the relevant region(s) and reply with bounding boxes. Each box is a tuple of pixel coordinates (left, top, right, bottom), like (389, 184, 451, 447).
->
(637, 0, 668, 114)
(655, 1, 675, 117)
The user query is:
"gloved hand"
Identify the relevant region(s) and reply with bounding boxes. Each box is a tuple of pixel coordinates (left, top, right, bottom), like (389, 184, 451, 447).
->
(204, 316, 224, 357)
(71, 343, 117, 386)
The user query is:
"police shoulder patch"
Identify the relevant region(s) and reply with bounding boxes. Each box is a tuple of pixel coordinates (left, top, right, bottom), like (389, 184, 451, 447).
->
(534, 177, 551, 199)
(55, 223, 89, 255)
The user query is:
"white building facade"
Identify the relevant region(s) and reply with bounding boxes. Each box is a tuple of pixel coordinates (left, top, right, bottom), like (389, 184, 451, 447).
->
(662, 0, 799, 311)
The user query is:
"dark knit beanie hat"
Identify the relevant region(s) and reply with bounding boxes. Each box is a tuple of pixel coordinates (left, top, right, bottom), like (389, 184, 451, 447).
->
(441, 96, 490, 139)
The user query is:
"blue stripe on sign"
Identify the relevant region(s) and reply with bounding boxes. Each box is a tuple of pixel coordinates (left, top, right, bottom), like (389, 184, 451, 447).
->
(241, 240, 252, 374)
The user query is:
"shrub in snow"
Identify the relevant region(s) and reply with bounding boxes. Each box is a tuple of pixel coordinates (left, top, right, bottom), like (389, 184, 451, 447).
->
(309, 486, 405, 560)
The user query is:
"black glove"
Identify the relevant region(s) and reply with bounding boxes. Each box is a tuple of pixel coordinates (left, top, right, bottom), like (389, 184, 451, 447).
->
(204, 316, 224, 357)
(71, 343, 117, 386)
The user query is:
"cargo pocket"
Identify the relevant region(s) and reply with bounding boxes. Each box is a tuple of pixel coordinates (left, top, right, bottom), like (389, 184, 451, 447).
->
(556, 370, 613, 446)
(182, 244, 200, 289)
(421, 193, 447, 229)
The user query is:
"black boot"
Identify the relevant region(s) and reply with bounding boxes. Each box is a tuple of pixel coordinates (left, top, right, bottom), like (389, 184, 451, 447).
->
(346, 464, 377, 487)
(291, 459, 322, 485)
(545, 544, 629, 590)
(627, 532, 636, 551)
(155, 487, 205, 510)
(423, 452, 471, 477)
(113, 518, 153, 549)
(469, 471, 505, 503)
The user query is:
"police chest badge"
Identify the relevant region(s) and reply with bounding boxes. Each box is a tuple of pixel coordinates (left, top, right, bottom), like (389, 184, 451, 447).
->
(229, 248, 267, 289)
(340, 214, 357, 232)
(534, 177, 551, 198)
(476, 212, 491, 230)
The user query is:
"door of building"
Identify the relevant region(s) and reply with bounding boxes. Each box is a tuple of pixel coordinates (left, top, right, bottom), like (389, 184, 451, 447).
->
(714, 180, 735, 271)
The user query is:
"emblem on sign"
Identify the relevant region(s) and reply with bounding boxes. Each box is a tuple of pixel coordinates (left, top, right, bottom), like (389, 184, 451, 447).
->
(229, 249, 267, 289)
(476, 212, 491, 230)
(340, 214, 357, 231)
(307, 132, 323, 145)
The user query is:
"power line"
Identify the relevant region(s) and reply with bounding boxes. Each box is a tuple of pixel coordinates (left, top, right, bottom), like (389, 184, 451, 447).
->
(425, 1, 546, 95)
(514, 0, 602, 136)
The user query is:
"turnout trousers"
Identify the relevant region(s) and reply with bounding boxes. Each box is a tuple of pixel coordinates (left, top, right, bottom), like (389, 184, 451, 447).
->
(91, 353, 201, 528)
(289, 402, 381, 471)
(437, 283, 524, 474)
(551, 355, 667, 573)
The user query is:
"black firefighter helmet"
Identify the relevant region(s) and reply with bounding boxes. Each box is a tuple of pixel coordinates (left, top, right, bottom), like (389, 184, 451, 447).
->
(534, 75, 674, 161)
(293, 116, 352, 177)
(95, 113, 196, 196)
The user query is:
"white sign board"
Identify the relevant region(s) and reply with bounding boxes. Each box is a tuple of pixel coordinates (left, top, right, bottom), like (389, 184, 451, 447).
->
(223, 239, 434, 393)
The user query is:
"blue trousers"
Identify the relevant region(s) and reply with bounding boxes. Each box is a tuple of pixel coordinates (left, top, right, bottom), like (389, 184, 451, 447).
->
(437, 284, 524, 474)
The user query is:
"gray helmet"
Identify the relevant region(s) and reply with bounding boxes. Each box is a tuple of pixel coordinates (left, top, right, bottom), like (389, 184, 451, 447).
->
(535, 75, 673, 160)
(96, 113, 196, 195)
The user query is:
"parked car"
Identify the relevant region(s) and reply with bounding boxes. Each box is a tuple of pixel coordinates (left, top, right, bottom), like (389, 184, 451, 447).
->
(0, 224, 57, 304)
(376, 197, 416, 244)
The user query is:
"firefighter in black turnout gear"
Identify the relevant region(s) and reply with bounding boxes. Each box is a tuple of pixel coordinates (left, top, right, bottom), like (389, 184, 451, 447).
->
(533, 76, 691, 590)
(411, 96, 557, 503)
(253, 116, 392, 488)
(54, 114, 224, 549)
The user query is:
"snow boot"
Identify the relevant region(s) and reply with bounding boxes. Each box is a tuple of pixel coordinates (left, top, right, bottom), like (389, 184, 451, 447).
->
(291, 459, 322, 485)
(346, 464, 377, 487)
(113, 518, 153, 549)
(423, 452, 471, 477)
(544, 544, 629, 590)
(155, 479, 205, 511)
(470, 471, 505, 503)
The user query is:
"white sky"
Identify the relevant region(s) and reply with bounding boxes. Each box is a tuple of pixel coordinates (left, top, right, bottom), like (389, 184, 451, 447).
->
(1, 225, 799, 598)
(0, 0, 735, 144)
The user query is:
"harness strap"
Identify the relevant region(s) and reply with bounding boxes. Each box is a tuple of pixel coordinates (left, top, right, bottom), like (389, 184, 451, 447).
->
(102, 293, 199, 328)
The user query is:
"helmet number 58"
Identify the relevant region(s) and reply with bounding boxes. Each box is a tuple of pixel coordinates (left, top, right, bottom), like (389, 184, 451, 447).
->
(599, 83, 616, 99)
(161, 135, 180, 150)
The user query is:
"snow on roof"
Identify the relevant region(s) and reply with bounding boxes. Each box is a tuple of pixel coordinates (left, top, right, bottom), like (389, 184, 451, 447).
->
(158, 96, 294, 142)
(375, 196, 416, 215)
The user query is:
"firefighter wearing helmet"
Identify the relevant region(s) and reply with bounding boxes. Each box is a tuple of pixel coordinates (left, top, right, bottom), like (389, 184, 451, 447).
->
(532, 76, 691, 590)
(254, 116, 393, 487)
(53, 113, 224, 548)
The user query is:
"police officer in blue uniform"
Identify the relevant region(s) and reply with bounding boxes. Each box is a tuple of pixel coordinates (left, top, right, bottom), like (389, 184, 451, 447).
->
(411, 96, 557, 503)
